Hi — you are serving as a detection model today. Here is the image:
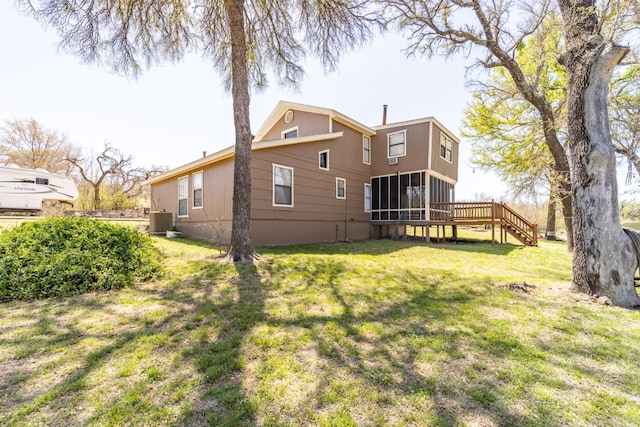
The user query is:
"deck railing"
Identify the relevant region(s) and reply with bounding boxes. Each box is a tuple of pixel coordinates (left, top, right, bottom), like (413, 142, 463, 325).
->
(429, 201, 537, 246)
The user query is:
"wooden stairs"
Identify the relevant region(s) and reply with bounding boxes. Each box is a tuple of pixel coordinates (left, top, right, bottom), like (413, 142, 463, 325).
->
(429, 201, 538, 246)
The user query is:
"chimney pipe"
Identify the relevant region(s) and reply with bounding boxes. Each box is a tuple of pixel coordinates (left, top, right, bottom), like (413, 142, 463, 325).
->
(203, 151, 207, 158)
(382, 104, 388, 125)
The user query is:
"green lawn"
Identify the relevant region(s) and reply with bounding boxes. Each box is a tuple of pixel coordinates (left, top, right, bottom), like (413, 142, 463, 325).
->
(1, 234, 639, 426)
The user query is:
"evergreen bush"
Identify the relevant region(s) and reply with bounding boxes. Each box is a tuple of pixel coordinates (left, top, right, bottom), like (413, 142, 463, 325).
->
(0, 217, 164, 301)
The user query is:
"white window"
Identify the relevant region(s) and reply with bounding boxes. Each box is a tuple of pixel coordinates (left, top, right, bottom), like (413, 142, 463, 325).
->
(363, 135, 371, 164)
(192, 171, 203, 208)
(440, 134, 453, 162)
(282, 126, 298, 139)
(273, 164, 294, 207)
(319, 150, 329, 170)
(364, 183, 371, 212)
(336, 177, 346, 199)
(178, 176, 188, 217)
(388, 130, 406, 158)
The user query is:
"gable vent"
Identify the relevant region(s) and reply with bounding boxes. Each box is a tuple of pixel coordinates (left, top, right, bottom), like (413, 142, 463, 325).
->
(388, 157, 398, 165)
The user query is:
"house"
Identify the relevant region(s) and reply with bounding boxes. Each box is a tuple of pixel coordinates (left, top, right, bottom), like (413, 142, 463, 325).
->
(146, 101, 459, 246)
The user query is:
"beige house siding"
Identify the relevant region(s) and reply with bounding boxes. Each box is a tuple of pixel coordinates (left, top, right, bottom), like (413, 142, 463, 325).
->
(252, 220, 370, 246)
(261, 110, 331, 141)
(370, 123, 431, 177)
(430, 124, 459, 182)
(252, 121, 371, 245)
(150, 159, 234, 242)
(147, 101, 460, 246)
(150, 178, 178, 223)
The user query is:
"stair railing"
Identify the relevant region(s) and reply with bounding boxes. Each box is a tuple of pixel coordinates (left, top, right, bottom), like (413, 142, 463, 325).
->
(429, 201, 538, 246)
(499, 203, 538, 246)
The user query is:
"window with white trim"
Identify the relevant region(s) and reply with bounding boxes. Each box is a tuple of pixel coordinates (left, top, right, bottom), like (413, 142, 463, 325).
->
(192, 172, 203, 208)
(440, 134, 453, 162)
(273, 164, 294, 207)
(178, 176, 188, 217)
(388, 130, 406, 158)
(319, 150, 329, 170)
(363, 135, 371, 164)
(364, 183, 371, 212)
(336, 177, 346, 199)
(282, 127, 298, 139)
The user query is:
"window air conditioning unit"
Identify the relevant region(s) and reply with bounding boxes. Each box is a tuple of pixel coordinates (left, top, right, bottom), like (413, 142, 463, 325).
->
(389, 157, 398, 165)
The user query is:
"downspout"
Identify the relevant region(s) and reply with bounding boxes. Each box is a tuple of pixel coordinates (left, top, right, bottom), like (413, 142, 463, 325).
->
(427, 122, 433, 230)
(344, 178, 350, 242)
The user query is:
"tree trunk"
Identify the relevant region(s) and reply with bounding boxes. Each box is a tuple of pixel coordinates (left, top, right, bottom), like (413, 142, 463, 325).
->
(93, 184, 101, 210)
(545, 185, 557, 241)
(225, 0, 256, 262)
(540, 117, 574, 251)
(558, 0, 638, 307)
(627, 151, 640, 179)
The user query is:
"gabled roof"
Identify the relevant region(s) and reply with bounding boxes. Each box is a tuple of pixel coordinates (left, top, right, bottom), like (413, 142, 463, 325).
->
(373, 117, 460, 143)
(253, 100, 376, 142)
(145, 100, 377, 185)
(143, 131, 343, 185)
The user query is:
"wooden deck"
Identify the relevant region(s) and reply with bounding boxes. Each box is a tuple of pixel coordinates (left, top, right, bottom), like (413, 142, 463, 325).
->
(374, 201, 538, 246)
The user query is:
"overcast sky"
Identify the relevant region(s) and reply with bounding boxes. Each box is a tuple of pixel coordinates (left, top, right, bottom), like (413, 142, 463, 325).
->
(0, 1, 551, 201)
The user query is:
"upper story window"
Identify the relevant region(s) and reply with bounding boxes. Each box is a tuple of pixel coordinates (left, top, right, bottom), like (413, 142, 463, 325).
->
(388, 130, 406, 158)
(273, 164, 294, 207)
(282, 127, 298, 139)
(192, 171, 203, 208)
(440, 134, 453, 162)
(178, 176, 188, 217)
(319, 150, 329, 170)
(363, 135, 371, 164)
(336, 177, 346, 199)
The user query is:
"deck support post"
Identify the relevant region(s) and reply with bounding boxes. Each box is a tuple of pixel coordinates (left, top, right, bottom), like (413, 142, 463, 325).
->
(491, 200, 496, 245)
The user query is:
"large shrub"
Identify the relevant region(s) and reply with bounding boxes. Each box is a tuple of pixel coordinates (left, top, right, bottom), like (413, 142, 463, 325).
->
(0, 217, 164, 301)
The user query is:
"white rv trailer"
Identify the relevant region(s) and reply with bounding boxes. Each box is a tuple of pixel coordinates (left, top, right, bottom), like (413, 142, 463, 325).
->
(0, 165, 79, 211)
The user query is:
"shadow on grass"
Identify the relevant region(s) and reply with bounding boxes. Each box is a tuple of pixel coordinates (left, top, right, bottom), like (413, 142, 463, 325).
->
(2, 238, 636, 426)
(177, 262, 265, 426)
(247, 254, 637, 426)
(254, 257, 551, 426)
(0, 251, 241, 425)
(259, 238, 521, 258)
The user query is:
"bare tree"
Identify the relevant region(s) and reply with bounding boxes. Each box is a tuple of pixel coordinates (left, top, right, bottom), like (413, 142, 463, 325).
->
(65, 142, 160, 210)
(17, 0, 376, 262)
(557, 0, 639, 306)
(0, 118, 80, 174)
(380, 0, 575, 251)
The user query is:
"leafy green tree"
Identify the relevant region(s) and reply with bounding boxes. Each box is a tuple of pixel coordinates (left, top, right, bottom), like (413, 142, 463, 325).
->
(16, 0, 375, 262)
(0, 118, 80, 174)
(463, 15, 567, 239)
(464, 85, 559, 237)
(465, 11, 640, 239)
